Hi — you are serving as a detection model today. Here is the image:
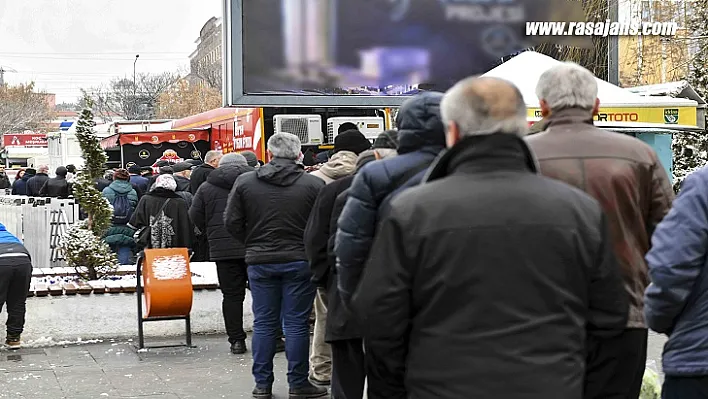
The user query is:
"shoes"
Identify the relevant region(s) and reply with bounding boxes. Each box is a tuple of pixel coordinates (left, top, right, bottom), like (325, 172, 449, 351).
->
(230, 340, 247, 355)
(289, 382, 328, 399)
(252, 385, 272, 399)
(308, 375, 331, 387)
(5, 334, 20, 350)
(275, 337, 286, 353)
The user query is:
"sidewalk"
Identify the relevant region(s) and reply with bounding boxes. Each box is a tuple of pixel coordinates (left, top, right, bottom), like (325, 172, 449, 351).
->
(0, 335, 294, 399)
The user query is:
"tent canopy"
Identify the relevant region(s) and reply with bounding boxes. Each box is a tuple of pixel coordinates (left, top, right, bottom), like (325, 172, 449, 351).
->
(482, 51, 697, 108)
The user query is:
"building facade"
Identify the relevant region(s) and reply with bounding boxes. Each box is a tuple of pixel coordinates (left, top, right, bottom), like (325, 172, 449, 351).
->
(188, 17, 223, 91)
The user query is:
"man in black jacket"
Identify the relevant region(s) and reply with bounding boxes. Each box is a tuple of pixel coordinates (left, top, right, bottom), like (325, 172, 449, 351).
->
(353, 76, 628, 399)
(305, 149, 377, 399)
(190, 153, 254, 355)
(0, 166, 11, 190)
(39, 166, 71, 198)
(190, 150, 222, 194)
(26, 165, 50, 196)
(225, 133, 327, 399)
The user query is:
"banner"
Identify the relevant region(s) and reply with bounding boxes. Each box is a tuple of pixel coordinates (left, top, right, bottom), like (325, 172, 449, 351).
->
(119, 130, 209, 146)
(3, 134, 48, 147)
(216, 109, 265, 160)
(527, 106, 698, 127)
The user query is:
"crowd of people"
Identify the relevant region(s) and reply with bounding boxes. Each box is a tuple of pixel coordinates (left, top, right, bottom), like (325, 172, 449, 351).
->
(5, 61, 708, 399)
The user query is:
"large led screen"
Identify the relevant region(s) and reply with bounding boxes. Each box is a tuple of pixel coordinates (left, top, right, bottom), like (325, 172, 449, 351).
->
(235, 0, 587, 104)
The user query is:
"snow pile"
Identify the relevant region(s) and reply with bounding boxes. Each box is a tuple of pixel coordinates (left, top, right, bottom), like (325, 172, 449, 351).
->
(152, 255, 188, 280)
(18, 336, 104, 348)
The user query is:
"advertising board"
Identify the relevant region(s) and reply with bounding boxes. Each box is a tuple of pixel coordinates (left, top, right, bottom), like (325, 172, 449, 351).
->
(226, 0, 586, 107)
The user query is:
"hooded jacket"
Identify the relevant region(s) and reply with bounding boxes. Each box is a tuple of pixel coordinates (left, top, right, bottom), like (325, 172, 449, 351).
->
(0, 222, 30, 266)
(335, 92, 446, 305)
(224, 158, 325, 265)
(102, 180, 139, 214)
(352, 134, 627, 399)
(190, 164, 254, 260)
(309, 151, 358, 185)
(190, 163, 215, 194)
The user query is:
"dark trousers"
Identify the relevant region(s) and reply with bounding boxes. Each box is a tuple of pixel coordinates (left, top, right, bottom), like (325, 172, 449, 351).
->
(585, 328, 648, 399)
(0, 261, 32, 336)
(248, 261, 316, 389)
(331, 339, 366, 399)
(192, 233, 209, 262)
(216, 259, 248, 344)
(663, 375, 708, 399)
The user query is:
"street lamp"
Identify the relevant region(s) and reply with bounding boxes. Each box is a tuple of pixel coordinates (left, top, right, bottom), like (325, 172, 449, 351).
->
(133, 54, 140, 96)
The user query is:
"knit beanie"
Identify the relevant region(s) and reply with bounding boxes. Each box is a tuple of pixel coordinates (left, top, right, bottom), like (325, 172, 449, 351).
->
(239, 151, 259, 167)
(334, 130, 371, 155)
(373, 130, 399, 149)
(220, 153, 248, 167)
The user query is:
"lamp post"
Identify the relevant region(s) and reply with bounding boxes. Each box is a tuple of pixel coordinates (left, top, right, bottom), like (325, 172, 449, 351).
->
(133, 54, 139, 119)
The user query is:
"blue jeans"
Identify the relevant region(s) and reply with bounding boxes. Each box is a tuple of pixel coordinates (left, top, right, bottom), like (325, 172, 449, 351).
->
(115, 246, 133, 265)
(248, 261, 316, 389)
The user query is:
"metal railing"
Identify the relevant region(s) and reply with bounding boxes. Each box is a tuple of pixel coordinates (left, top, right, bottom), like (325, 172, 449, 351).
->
(0, 193, 80, 268)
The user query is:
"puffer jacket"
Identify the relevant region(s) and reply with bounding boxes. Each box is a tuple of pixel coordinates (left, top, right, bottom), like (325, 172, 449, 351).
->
(335, 92, 446, 304)
(190, 164, 254, 260)
(526, 108, 674, 328)
(224, 158, 325, 265)
(645, 168, 708, 376)
(102, 180, 139, 247)
(309, 151, 358, 184)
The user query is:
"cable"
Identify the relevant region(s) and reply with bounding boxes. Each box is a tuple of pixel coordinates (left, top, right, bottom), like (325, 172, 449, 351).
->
(0, 54, 186, 60)
(0, 51, 187, 55)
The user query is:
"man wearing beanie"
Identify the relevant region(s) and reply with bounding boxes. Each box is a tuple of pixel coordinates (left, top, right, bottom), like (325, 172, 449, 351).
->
(239, 151, 259, 168)
(335, 92, 447, 397)
(39, 166, 72, 198)
(128, 165, 149, 193)
(305, 129, 371, 387)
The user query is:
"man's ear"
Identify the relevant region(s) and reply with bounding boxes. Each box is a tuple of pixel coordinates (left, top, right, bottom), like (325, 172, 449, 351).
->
(539, 99, 551, 118)
(446, 122, 461, 148)
(592, 98, 600, 115)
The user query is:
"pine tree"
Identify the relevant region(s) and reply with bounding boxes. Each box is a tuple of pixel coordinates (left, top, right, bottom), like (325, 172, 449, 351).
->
(60, 97, 117, 280)
(672, 0, 708, 193)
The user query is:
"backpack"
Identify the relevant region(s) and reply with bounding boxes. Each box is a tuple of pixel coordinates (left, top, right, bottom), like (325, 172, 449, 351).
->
(112, 192, 134, 225)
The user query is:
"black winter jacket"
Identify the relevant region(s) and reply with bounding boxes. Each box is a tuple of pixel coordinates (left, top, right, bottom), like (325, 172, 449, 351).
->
(352, 134, 628, 399)
(26, 173, 49, 196)
(129, 188, 193, 249)
(0, 173, 10, 190)
(40, 176, 71, 198)
(335, 92, 446, 305)
(190, 163, 215, 194)
(12, 174, 33, 195)
(190, 164, 254, 260)
(224, 158, 325, 265)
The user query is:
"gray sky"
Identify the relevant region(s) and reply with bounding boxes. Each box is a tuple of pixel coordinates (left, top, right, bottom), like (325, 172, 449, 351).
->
(0, 0, 222, 103)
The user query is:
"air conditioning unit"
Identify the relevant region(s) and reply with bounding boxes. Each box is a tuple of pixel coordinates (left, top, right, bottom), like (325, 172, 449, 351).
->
(273, 114, 323, 146)
(327, 117, 385, 143)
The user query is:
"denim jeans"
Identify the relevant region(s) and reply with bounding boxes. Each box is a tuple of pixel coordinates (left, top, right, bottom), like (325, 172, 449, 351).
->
(248, 261, 316, 389)
(114, 246, 133, 265)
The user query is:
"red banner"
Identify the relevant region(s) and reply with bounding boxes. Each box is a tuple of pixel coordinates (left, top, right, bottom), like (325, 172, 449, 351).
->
(119, 130, 209, 146)
(3, 134, 48, 147)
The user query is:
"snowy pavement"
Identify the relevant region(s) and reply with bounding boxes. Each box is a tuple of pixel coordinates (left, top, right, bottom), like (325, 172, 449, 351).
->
(0, 335, 293, 399)
(1, 333, 668, 398)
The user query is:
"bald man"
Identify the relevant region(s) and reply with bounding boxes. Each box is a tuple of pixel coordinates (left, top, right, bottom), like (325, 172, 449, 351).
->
(352, 76, 627, 399)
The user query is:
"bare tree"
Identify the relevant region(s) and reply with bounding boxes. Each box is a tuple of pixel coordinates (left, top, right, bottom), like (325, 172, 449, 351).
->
(195, 62, 222, 93)
(156, 79, 222, 119)
(0, 82, 55, 134)
(83, 71, 181, 121)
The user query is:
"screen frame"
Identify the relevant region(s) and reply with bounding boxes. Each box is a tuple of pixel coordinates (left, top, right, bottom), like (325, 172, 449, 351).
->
(224, 0, 411, 107)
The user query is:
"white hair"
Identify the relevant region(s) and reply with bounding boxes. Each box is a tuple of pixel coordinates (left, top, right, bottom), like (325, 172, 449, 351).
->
(441, 77, 528, 138)
(219, 153, 248, 167)
(268, 133, 301, 160)
(535, 62, 598, 111)
(204, 150, 223, 164)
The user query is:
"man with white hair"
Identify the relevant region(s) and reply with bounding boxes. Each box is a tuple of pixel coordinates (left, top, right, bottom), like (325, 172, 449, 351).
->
(225, 133, 327, 399)
(353, 76, 627, 399)
(26, 165, 50, 196)
(526, 62, 673, 399)
(190, 150, 222, 194)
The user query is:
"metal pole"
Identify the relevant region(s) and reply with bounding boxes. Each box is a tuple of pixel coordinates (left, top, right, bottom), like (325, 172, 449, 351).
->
(607, 0, 620, 85)
(133, 55, 139, 118)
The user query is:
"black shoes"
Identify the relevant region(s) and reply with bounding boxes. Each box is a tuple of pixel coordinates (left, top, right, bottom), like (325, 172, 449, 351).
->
(252, 386, 272, 399)
(308, 375, 331, 387)
(289, 382, 328, 399)
(231, 340, 247, 355)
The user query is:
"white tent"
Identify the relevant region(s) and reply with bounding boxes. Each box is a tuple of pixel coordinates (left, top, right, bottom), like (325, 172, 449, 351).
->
(482, 51, 697, 109)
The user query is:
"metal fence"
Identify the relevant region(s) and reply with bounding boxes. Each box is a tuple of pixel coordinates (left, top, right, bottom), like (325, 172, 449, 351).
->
(0, 194, 81, 268)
